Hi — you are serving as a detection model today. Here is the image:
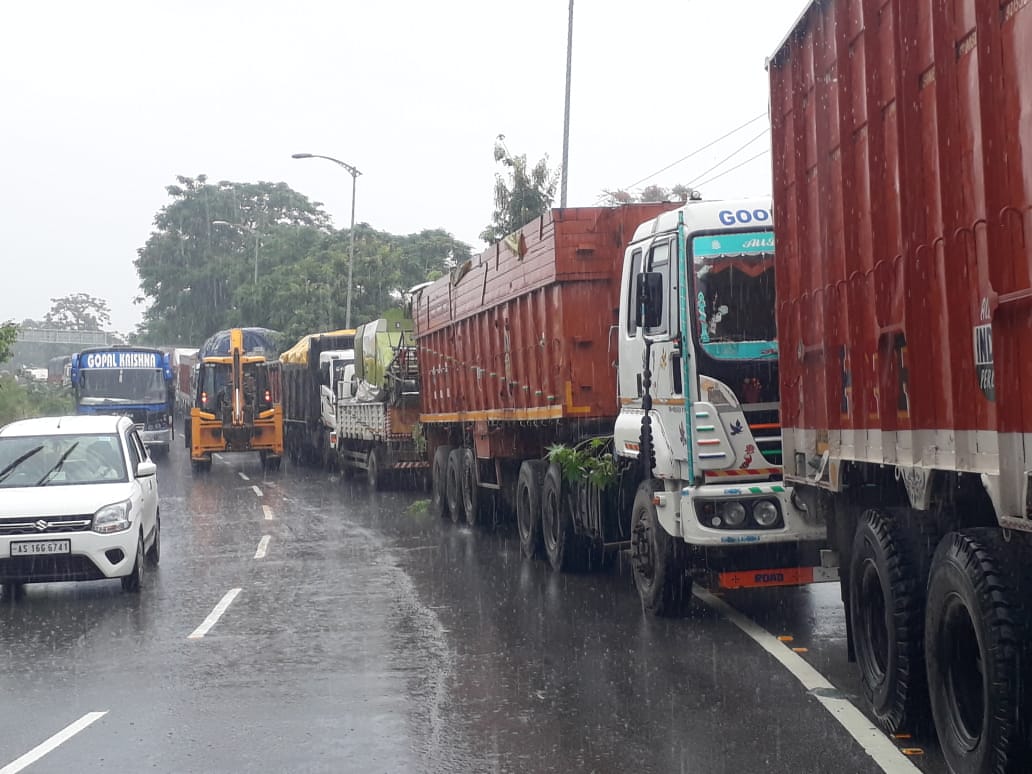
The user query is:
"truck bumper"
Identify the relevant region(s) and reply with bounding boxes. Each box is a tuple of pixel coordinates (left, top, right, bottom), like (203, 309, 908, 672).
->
(140, 428, 173, 447)
(652, 480, 827, 547)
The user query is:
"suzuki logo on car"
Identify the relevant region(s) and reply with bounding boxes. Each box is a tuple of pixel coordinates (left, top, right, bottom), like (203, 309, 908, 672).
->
(34, 520, 49, 532)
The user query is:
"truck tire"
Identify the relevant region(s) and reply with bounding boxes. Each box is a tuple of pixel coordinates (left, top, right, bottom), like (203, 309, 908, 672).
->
(367, 446, 384, 490)
(430, 446, 453, 519)
(542, 462, 584, 572)
(191, 456, 211, 474)
(925, 529, 1028, 774)
(630, 479, 691, 616)
(446, 449, 465, 524)
(516, 460, 547, 559)
(848, 508, 934, 732)
(460, 448, 480, 527)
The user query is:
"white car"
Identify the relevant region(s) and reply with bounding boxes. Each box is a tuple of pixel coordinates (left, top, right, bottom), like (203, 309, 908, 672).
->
(0, 414, 160, 595)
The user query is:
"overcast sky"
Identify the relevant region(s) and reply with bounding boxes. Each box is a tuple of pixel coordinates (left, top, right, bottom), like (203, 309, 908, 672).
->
(1, 0, 809, 335)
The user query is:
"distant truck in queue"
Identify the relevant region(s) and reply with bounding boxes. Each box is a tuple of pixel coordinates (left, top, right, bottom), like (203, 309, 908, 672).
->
(332, 313, 425, 489)
(769, 2, 1032, 771)
(171, 347, 198, 417)
(273, 330, 355, 468)
(412, 200, 828, 613)
(187, 327, 283, 473)
(70, 346, 175, 455)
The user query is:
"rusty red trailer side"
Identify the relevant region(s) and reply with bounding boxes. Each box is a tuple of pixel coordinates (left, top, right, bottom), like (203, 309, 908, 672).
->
(770, 0, 1032, 516)
(771, 6, 1032, 765)
(413, 204, 677, 451)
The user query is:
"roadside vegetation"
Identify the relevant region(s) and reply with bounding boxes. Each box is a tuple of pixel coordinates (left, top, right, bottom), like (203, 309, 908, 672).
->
(0, 377, 73, 426)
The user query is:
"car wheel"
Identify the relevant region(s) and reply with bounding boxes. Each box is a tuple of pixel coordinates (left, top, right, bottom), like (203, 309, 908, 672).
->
(146, 514, 161, 566)
(121, 533, 145, 593)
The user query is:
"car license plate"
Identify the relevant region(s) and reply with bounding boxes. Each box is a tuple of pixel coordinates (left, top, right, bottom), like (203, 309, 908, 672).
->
(11, 539, 71, 557)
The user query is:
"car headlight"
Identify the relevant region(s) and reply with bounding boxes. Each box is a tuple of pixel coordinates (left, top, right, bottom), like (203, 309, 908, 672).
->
(93, 500, 132, 534)
(752, 500, 780, 528)
(722, 501, 747, 528)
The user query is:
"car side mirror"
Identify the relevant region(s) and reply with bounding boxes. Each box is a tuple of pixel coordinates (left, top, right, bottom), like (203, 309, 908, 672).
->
(136, 460, 158, 478)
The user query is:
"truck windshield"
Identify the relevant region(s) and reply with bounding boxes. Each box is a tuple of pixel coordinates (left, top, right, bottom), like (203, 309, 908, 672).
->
(79, 369, 167, 404)
(692, 231, 777, 360)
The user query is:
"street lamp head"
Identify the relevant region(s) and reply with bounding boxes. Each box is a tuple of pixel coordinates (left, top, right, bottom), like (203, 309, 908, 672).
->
(291, 153, 314, 159)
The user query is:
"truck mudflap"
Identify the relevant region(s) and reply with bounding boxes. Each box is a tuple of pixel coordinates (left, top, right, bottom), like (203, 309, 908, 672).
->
(714, 564, 838, 590)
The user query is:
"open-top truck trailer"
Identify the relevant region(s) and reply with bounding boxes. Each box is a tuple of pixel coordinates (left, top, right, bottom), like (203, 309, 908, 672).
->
(413, 201, 829, 613)
(770, 1, 1032, 770)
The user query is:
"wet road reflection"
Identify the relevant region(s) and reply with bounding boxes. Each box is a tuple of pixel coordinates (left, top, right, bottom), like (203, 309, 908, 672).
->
(0, 445, 937, 772)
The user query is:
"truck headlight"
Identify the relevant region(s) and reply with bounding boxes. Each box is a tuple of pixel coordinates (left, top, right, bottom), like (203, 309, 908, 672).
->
(93, 500, 132, 534)
(722, 502, 747, 528)
(752, 500, 780, 528)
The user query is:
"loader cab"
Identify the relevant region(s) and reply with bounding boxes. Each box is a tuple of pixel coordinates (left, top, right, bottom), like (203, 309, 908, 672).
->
(196, 361, 274, 420)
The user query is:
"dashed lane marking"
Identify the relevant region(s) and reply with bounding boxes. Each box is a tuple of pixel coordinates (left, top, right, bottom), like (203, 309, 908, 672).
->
(187, 588, 242, 640)
(254, 535, 271, 559)
(0, 711, 108, 774)
(693, 588, 921, 774)
(251, 485, 263, 497)
(239, 472, 250, 481)
(263, 505, 275, 521)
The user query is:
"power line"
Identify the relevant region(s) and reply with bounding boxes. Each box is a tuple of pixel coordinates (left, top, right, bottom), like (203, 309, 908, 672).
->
(687, 127, 769, 187)
(616, 112, 767, 194)
(693, 148, 770, 189)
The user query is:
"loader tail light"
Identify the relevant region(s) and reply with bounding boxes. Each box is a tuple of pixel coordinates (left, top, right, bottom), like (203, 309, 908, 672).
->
(201, 391, 208, 405)
(264, 389, 271, 402)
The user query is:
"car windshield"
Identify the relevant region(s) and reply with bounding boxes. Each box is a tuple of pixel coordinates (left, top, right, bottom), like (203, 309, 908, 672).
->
(0, 434, 127, 488)
(79, 369, 167, 404)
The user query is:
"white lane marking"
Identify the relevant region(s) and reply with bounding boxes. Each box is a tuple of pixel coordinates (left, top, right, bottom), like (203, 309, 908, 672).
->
(0, 711, 108, 774)
(254, 535, 271, 559)
(251, 485, 263, 497)
(238, 472, 250, 481)
(693, 588, 920, 773)
(187, 588, 242, 640)
(263, 505, 275, 521)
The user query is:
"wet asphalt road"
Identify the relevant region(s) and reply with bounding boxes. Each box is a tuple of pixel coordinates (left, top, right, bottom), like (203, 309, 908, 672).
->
(0, 442, 945, 773)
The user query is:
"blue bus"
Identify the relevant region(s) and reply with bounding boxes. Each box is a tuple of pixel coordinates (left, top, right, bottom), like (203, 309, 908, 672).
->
(70, 347, 175, 455)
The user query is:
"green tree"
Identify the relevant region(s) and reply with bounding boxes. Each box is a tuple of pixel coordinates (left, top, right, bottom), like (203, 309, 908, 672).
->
(600, 184, 698, 205)
(43, 294, 111, 331)
(134, 175, 332, 344)
(0, 322, 17, 365)
(480, 135, 559, 243)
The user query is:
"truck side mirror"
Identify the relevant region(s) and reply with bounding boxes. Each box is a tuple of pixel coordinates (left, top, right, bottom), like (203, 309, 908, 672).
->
(635, 272, 664, 329)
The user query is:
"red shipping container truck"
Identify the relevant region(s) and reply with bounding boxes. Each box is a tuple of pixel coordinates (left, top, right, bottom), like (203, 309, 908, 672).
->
(770, 0, 1032, 770)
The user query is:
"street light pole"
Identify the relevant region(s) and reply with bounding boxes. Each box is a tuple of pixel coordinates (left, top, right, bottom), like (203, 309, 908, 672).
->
(291, 152, 361, 329)
(212, 220, 260, 284)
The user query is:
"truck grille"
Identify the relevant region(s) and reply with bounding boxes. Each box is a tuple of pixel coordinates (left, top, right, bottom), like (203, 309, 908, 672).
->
(0, 514, 93, 536)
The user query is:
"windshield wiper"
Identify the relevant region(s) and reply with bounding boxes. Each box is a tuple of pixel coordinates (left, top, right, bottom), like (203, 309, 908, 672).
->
(0, 445, 44, 484)
(36, 442, 79, 486)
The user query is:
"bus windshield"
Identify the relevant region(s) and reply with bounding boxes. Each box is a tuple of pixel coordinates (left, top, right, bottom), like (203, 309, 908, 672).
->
(79, 369, 167, 404)
(692, 231, 777, 360)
